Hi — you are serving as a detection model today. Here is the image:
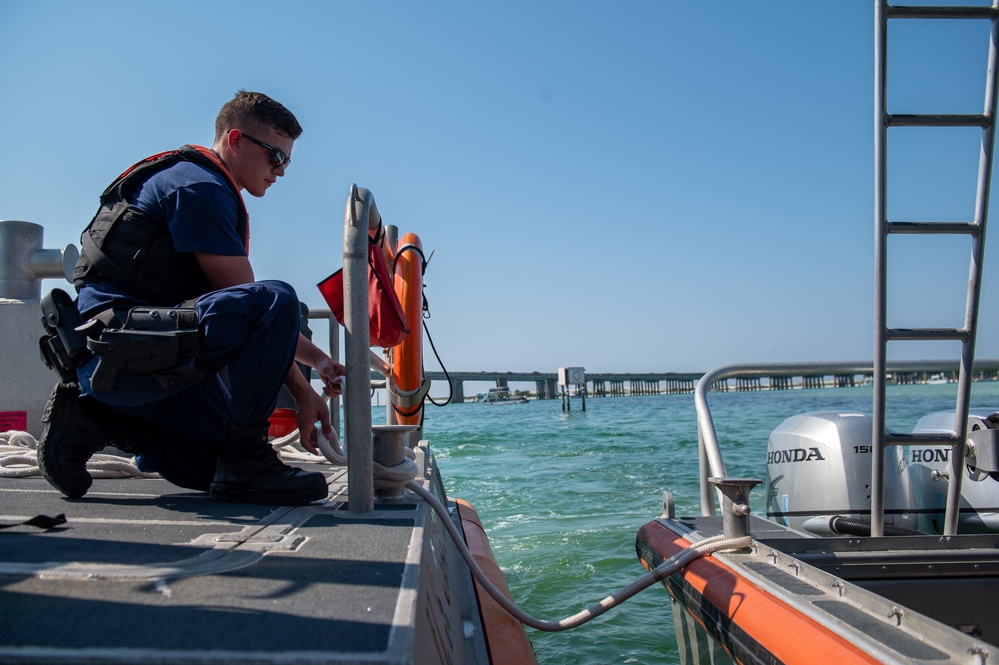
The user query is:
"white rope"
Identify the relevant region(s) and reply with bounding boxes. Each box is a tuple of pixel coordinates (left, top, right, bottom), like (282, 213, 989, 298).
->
(85, 453, 158, 478)
(312, 430, 420, 489)
(0, 430, 156, 479)
(0, 431, 43, 478)
(406, 479, 753, 632)
(270, 430, 331, 464)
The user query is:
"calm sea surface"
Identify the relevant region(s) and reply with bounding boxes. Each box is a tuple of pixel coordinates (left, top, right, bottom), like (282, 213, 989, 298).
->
(418, 380, 999, 665)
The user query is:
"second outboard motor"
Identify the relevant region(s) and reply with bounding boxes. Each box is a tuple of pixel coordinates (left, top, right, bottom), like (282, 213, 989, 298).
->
(910, 409, 999, 534)
(765, 411, 917, 536)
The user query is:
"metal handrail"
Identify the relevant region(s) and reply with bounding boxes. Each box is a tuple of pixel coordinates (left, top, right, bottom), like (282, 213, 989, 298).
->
(695, 359, 999, 516)
(306, 307, 341, 436)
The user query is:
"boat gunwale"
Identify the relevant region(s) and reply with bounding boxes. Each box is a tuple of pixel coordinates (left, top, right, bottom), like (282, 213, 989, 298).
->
(638, 516, 993, 665)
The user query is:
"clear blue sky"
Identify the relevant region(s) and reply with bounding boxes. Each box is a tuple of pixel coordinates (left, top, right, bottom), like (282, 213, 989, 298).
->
(4, 1, 998, 376)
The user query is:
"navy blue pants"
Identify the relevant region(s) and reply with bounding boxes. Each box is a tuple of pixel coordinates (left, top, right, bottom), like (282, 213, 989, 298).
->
(77, 280, 301, 491)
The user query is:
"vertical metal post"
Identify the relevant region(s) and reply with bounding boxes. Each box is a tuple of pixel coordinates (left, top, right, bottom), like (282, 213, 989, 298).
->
(698, 429, 715, 515)
(945, 4, 999, 534)
(343, 185, 377, 513)
(328, 313, 341, 437)
(871, 0, 889, 538)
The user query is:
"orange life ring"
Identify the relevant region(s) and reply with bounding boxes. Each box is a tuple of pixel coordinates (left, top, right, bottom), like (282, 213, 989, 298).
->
(390, 232, 426, 425)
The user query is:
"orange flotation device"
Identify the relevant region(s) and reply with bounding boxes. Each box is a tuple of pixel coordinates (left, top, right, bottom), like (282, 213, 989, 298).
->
(390, 232, 429, 425)
(455, 499, 538, 664)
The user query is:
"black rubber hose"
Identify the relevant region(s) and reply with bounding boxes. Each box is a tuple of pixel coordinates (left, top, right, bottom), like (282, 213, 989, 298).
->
(829, 515, 924, 537)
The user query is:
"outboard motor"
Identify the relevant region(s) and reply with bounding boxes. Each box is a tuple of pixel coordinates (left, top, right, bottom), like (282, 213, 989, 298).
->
(765, 411, 917, 536)
(910, 409, 999, 534)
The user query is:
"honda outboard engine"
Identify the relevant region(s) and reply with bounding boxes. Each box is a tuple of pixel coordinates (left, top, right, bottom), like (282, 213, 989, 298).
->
(765, 411, 917, 536)
(910, 409, 999, 534)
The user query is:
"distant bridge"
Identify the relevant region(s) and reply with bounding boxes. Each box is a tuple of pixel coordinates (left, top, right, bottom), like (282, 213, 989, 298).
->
(415, 370, 878, 402)
(408, 365, 999, 402)
(419, 371, 705, 402)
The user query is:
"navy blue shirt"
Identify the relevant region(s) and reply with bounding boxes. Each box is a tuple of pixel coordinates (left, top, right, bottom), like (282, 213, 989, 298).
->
(77, 160, 246, 318)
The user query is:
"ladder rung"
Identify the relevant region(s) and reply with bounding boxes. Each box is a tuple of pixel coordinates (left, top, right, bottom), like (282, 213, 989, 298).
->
(886, 328, 971, 342)
(885, 432, 962, 447)
(886, 113, 992, 128)
(886, 220, 981, 235)
(887, 6, 999, 20)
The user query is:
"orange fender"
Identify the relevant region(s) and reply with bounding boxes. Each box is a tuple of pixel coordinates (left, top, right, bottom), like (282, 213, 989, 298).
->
(456, 499, 537, 665)
(391, 233, 425, 425)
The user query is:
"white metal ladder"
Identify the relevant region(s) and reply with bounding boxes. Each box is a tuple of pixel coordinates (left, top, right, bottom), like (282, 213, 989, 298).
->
(873, 1, 999, 536)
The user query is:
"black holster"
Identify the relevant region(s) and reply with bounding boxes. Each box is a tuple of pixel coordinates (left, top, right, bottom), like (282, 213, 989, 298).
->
(39, 289, 91, 383)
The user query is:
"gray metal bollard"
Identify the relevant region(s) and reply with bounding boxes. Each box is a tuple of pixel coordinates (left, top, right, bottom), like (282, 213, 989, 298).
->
(372, 425, 418, 500)
(708, 477, 761, 540)
(0, 220, 78, 299)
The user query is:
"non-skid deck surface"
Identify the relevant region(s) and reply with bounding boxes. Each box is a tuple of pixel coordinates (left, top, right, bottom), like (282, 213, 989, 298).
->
(0, 466, 424, 663)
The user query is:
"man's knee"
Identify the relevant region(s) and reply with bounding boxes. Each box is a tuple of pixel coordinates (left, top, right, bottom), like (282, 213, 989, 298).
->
(258, 280, 300, 319)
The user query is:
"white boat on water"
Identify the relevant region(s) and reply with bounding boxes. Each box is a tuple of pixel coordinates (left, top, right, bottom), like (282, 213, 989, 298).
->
(481, 388, 528, 405)
(636, 3, 999, 663)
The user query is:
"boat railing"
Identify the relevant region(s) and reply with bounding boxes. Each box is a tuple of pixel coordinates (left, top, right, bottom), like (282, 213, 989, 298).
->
(695, 359, 999, 517)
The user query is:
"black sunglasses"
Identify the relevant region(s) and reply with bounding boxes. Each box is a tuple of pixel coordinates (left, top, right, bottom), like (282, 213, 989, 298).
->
(242, 132, 291, 168)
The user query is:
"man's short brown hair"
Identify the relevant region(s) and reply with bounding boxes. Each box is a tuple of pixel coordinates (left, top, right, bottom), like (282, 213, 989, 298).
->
(215, 90, 303, 141)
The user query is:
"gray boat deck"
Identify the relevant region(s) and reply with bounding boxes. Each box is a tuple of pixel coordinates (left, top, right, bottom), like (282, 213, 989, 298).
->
(0, 452, 489, 664)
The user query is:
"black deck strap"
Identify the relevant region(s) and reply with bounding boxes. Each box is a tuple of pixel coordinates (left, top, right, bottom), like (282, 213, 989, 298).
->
(0, 513, 67, 531)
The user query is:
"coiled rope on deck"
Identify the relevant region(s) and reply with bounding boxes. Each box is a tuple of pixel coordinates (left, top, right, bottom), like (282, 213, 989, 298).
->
(311, 431, 751, 633)
(0, 430, 156, 479)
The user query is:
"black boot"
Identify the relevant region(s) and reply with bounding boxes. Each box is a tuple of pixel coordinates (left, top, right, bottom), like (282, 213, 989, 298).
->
(209, 422, 328, 505)
(38, 382, 146, 499)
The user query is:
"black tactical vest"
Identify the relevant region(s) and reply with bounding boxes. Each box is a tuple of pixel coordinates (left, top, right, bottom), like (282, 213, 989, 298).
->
(73, 145, 248, 305)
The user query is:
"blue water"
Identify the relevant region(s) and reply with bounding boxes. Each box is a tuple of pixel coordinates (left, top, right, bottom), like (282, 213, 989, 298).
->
(421, 381, 999, 665)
